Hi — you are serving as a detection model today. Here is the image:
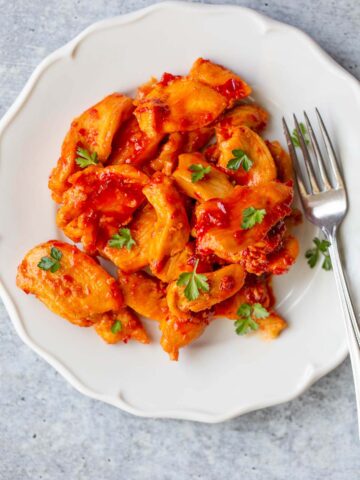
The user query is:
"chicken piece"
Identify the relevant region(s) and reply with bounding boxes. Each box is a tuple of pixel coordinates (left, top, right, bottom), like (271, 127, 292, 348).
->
(203, 143, 220, 164)
(49, 93, 133, 202)
(134, 73, 226, 137)
(182, 127, 214, 152)
(56, 165, 149, 254)
(214, 274, 274, 319)
(99, 203, 156, 273)
(241, 221, 287, 275)
(109, 116, 163, 167)
(266, 140, 294, 182)
(151, 242, 214, 284)
(173, 153, 234, 201)
(167, 264, 246, 314)
(213, 274, 287, 338)
(150, 133, 184, 175)
(150, 127, 215, 175)
(257, 313, 287, 339)
(265, 235, 299, 275)
(119, 271, 169, 322)
(94, 309, 149, 344)
(143, 173, 190, 271)
(217, 104, 269, 133)
(217, 125, 277, 185)
(159, 314, 209, 361)
(150, 242, 194, 283)
(189, 58, 251, 107)
(135, 76, 158, 102)
(16, 241, 123, 326)
(195, 181, 293, 263)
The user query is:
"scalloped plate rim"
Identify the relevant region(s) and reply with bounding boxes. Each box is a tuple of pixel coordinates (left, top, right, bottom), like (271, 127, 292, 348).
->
(0, 1, 354, 423)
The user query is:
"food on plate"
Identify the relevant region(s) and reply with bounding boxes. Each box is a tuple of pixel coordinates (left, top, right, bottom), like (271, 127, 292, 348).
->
(143, 173, 190, 271)
(16, 241, 123, 326)
(17, 58, 300, 360)
(56, 164, 149, 254)
(94, 309, 149, 345)
(173, 153, 234, 201)
(189, 58, 251, 106)
(216, 104, 269, 132)
(134, 75, 227, 137)
(168, 263, 246, 313)
(216, 125, 277, 185)
(49, 93, 133, 202)
(195, 181, 294, 263)
(100, 204, 156, 272)
(265, 140, 293, 182)
(119, 270, 169, 322)
(160, 314, 209, 361)
(109, 116, 164, 167)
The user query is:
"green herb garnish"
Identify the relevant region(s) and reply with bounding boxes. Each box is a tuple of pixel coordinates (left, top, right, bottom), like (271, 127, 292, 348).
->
(177, 259, 209, 301)
(241, 207, 266, 230)
(234, 302, 269, 335)
(189, 164, 211, 183)
(75, 147, 99, 168)
(108, 228, 136, 250)
(305, 237, 332, 271)
(291, 123, 310, 147)
(37, 247, 63, 273)
(227, 149, 253, 172)
(111, 320, 123, 334)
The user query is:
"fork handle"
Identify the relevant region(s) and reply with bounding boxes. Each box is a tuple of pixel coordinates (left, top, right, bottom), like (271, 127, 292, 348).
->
(325, 228, 360, 437)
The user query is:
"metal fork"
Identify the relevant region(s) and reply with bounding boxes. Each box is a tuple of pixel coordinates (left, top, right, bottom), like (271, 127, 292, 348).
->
(283, 110, 360, 437)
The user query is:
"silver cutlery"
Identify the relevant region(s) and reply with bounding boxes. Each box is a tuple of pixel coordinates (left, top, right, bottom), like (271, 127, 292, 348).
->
(283, 109, 360, 437)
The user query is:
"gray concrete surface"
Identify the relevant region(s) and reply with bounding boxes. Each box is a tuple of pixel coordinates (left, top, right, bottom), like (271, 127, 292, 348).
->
(1, 1, 360, 478)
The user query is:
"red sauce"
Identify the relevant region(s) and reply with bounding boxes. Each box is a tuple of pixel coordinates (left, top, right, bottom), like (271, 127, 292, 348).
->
(158, 72, 181, 87)
(203, 144, 219, 163)
(195, 201, 229, 237)
(214, 78, 248, 102)
(216, 124, 232, 141)
(74, 170, 146, 251)
(89, 108, 99, 119)
(62, 274, 74, 283)
(233, 230, 246, 244)
(186, 255, 210, 273)
(111, 117, 154, 166)
(153, 103, 171, 132)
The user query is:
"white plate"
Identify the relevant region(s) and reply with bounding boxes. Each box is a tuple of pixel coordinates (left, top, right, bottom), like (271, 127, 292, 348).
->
(1, 2, 360, 423)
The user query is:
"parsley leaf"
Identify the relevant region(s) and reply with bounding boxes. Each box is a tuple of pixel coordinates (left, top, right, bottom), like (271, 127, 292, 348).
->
(227, 149, 253, 172)
(37, 246, 63, 273)
(50, 247, 62, 261)
(237, 303, 252, 318)
(322, 254, 332, 271)
(108, 228, 136, 250)
(291, 123, 310, 147)
(305, 237, 332, 271)
(111, 320, 122, 334)
(75, 147, 99, 168)
(177, 259, 210, 301)
(189, 164, 211, 183)
(252, 303, 270, 319)
(234, 302, 269, 335)
(241, 207, 266, 230)
(234, 317, 259, 335)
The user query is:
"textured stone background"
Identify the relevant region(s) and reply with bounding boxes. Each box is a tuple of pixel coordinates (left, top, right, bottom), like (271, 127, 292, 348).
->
(1, 1, 360, 479)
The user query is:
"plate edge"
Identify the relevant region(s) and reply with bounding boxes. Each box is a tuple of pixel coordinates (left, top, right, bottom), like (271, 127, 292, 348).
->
(0, 0, 352, 423)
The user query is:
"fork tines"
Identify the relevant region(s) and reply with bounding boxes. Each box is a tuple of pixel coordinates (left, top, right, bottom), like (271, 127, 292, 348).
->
(282, 109, 344, 196)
